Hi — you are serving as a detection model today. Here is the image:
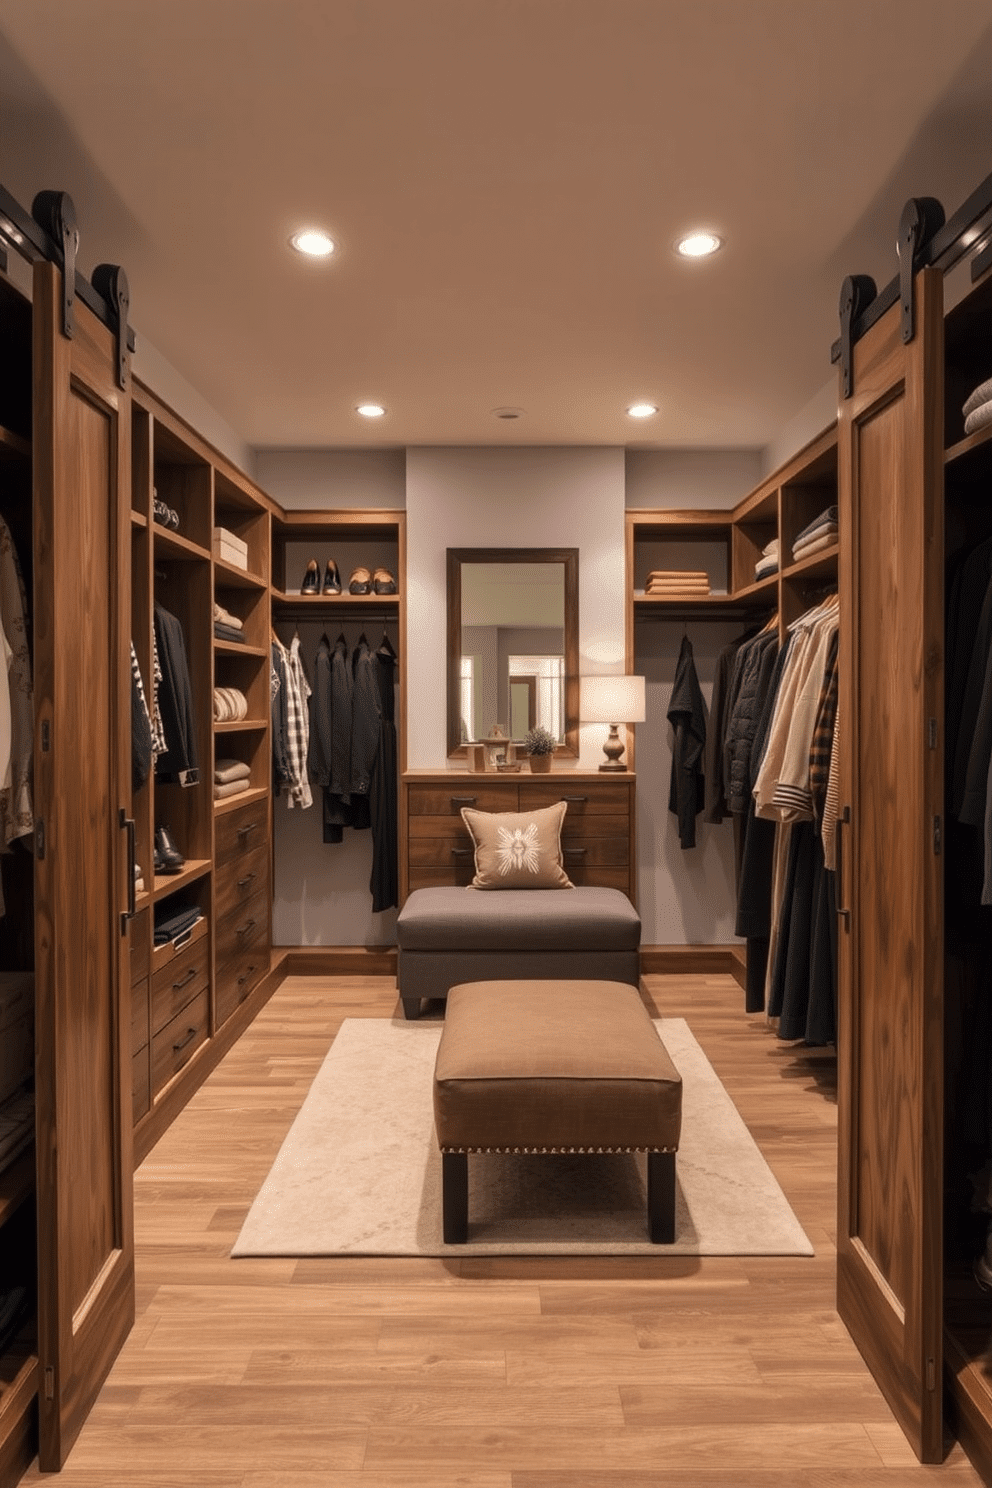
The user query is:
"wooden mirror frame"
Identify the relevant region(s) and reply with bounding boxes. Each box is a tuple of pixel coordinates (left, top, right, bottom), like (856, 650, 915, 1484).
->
(447, 546, 579, 760)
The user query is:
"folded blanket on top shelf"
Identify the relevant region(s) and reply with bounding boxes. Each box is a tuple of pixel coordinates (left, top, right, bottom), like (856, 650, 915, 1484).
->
(215, 758, 252, 785)
(645, 569, 710, 594)
(792, 529, 838, 562)
(792, 505, 837, 546)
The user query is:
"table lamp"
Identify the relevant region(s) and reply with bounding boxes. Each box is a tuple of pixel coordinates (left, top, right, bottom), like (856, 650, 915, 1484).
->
(580, 674, 646, 771)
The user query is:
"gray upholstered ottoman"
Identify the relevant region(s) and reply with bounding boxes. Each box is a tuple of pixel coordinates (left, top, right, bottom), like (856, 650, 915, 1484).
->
(433, 979, 683, 1243)
(396, 885, 641, 1019)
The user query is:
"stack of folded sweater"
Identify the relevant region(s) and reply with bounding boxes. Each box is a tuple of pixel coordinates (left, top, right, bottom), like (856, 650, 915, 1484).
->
(962, 375, 992, 437)
(791, 505, 838, 562)
(215, 757, 252, 800)
(755, 538, 779, 580)
(214, 687, 248, 722)
(214, 602, 245, 644)
(645, 569, 710, 595)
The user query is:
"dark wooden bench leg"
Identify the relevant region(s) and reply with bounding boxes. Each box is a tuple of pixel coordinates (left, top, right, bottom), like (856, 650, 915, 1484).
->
(401, 997, 421, 1020)
(647, 1151, 676, 1243)
(442, 1151, 468, 1243)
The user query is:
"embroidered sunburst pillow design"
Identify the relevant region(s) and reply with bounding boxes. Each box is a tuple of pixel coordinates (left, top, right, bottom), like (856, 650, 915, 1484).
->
(460, 802, 574, 889)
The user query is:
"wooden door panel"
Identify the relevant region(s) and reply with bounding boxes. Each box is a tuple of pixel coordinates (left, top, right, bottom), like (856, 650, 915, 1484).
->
(836, 268, 944, 1463)
(33, 263, 134, 1468)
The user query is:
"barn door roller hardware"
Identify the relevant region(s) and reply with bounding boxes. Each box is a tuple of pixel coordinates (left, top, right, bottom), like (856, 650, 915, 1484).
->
(31, 190, 79, 338)
(91, 264, 131, 389)
(896, 197, 945, 344)
(838, 274, 877, 399)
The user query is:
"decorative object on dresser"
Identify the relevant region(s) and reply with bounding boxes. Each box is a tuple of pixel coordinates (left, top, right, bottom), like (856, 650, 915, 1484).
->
(522, 724, 556, 771)
(580, 674, 646, 771)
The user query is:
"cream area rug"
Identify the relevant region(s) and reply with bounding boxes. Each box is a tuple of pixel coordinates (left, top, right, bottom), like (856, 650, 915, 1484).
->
(232, 1017, 813, 1257)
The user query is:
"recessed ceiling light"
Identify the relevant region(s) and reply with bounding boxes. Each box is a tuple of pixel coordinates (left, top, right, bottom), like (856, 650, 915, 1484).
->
(355, 403, 386, 418)
(290, 229, 335, 258)
(675, 231, 722, 259)
(493, 407, 525, 420)
(627, 403, 658, 419)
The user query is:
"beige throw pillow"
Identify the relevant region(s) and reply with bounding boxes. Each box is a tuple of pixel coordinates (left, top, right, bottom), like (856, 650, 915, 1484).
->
(460, 802, 574, 889)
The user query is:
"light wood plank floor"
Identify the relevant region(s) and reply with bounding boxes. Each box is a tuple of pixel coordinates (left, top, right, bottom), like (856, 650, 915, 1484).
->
(21, 973, 986, 1487)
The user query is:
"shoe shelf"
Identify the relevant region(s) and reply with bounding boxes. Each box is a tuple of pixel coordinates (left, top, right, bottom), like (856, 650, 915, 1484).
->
(150, 858, 211, 901)
(271, 589, 400, 608)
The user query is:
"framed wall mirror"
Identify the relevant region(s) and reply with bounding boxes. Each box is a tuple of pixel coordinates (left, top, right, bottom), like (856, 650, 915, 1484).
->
(447, 547, 579, 758)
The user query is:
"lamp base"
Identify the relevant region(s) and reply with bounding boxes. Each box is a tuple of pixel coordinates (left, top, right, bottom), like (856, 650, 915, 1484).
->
(598, 722, 628, 772)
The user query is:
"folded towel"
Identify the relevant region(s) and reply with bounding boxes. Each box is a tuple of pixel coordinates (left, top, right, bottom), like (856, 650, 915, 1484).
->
(792, 505, 837, 546)
(964, 399, 992, 437)
(761, 537, 779, 558)
(792, 530, 838, 562)
(963, 375, 992, 419)
(214, 687, 248, 722)
(215, 758, 252, 785)
(213, 601, 243, 629)
(214, 778, 251, 800)
(754, 557, 779, 580)
(645, 570, 710, 583)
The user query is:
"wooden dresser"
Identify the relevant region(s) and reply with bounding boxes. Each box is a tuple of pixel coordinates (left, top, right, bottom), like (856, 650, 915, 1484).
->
(401, 770, 636, 901)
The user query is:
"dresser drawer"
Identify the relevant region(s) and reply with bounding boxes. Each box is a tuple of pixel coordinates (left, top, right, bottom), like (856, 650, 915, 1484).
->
(152, 987, 208, 1095)
(409, 865, 474, 891)
(151, 931, 210, 1037)
(518, 781, 631, 816)
(561, 838, 630, 868)
(215, 951, 267, 1028)
(132, 1045, 150, 1124)
(408, 783, 512, 816)
(215, 798, 268, 868)
(216, 887, 269, 968)
(408, 836, 475, 869)
(215, 845, 269, 924)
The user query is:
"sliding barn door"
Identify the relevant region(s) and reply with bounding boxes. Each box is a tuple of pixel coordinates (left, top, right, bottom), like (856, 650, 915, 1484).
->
(835, 266, 944, 1461)
(32, 261, 134, 1468)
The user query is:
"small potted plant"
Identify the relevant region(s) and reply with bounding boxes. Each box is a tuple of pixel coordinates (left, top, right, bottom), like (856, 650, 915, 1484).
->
(523, 725, 556, 772)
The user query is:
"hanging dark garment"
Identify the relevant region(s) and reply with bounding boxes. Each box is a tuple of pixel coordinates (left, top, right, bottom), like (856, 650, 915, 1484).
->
(154, 601, 199, 785)
(736, 636, 790, 1013)
(704, 631, 754, 824)
(131, 650, 154, 790)
(349, 634, 381, 832)
(304, 634, 345, 844)
(768, 820, 817, 1036)
(369, 635, 398, 912)
(667, 635, 706, 848)
(270, 641, 292, 792)
(318, 633, 355, 840)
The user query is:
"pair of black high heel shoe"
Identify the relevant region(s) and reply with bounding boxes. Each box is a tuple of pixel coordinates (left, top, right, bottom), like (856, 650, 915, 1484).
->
(301, 559, 341, 595)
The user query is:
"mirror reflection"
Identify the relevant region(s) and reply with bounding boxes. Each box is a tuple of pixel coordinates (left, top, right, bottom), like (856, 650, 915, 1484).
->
(459, 562, 565, 742)
(446, 547, 579, 758)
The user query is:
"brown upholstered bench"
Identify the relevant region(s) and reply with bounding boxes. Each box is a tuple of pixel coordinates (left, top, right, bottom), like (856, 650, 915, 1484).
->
(432, 979, 683, 1244)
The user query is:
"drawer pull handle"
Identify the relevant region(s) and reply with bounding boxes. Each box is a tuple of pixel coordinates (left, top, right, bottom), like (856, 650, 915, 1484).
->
(236, 821, 261, 840)
(236, 871, 257, 890)
(449, 796, 477, 806)
(173, 1026, 197, 1053)
(172, 967, 197, 992)
(561, 795, 588, 803)
(563, 846, 588, 856)
(237, 964, 257, 988)
(450, 847, 473, 858)
(236, 918, 257, 937)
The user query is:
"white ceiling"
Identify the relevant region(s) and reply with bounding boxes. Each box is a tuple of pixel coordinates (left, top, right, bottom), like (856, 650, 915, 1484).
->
(1, 1, 991, 455)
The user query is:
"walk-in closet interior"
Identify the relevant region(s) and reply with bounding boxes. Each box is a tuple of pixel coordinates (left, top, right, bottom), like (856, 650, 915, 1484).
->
(1, 5, 992, 1486)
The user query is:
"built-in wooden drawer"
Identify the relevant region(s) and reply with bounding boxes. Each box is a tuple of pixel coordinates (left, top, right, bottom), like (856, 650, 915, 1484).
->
(409, 865, 474, 891)
(151, 987, 208, 1096)
(132, 1045, 150, 1124)
(215, 798, 268, 869)
(130, 909, 150, 985)
(215, 951, 267, 1029)
(407, 783, 510, 816)
(216, 887, 268, 969)
(151, 928, 210, 1037)
(131, 978, 150, 1058)
(215, 845, 269, 924)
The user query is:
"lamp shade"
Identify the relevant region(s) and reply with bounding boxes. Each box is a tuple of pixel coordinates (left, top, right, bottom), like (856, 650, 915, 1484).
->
(580, 674, 646, 723)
